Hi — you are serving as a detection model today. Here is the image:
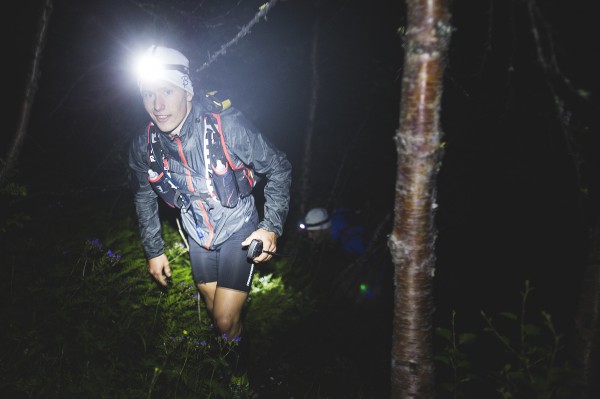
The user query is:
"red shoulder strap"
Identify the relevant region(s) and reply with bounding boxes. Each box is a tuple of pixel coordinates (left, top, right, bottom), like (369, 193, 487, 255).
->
(213, 113, 244, 171)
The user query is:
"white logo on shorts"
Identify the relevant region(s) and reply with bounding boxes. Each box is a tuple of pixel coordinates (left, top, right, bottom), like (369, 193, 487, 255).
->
(246, 264, 254, 286)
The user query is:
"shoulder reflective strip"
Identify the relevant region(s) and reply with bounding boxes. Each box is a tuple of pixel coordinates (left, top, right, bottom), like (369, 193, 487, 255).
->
(147, 123, 165, 170)
(203, 119, 218, 198)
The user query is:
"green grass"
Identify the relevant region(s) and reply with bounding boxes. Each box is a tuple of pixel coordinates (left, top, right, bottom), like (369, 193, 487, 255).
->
(0, 183, 578, 398)
(0, 185, 314, 398)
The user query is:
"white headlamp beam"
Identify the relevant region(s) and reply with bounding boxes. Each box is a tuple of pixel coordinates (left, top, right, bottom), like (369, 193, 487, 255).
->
(135, 55, 189, 82)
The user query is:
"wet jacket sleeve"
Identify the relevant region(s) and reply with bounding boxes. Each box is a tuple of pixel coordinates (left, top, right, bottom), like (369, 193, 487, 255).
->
(128, 134, 165, 259)
(222, 108, 292, 237)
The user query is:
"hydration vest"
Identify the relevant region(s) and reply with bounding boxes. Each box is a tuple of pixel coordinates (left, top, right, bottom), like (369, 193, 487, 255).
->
(146, 92, 256, 235)
(203, 112, 255, 207)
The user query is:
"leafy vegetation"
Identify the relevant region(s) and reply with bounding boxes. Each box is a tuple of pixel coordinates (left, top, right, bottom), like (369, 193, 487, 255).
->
(0, 185, 314, 398)
(435, 281, 577, 399)
(0, 183, 577, 398)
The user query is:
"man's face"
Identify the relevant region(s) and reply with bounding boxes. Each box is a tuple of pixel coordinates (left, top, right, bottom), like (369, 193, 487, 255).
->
(140, 81, 193, 134)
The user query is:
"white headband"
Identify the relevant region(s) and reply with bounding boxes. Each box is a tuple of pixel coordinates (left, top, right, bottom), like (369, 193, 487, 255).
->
(137, 46, 194, 95)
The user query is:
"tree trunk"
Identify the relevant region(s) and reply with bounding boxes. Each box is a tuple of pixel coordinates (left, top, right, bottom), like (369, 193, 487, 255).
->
(0, 0, 53, 185)
(570, 214, 600, 399)
(387, 0, 451, 397)
(524, 2, 600, 395)
(299, 5, 320, 215)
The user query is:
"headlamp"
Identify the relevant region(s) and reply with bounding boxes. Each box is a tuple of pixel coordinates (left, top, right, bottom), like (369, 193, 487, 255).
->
(135, 54, 189, 82)
(133, 46, 194, 94)
(298, 218, 330, 231)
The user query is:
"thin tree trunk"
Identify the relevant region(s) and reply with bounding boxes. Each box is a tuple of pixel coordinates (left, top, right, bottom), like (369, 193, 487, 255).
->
(524, 2, 600, 395)
(388, 0, 451, 397)
(571, 214, 600, 399)
(0, 0, 53, 185)
(299, 6, 320, 215)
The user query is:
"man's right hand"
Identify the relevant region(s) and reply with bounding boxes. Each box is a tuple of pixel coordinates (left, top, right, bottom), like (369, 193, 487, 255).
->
(148, 254, 172, 286)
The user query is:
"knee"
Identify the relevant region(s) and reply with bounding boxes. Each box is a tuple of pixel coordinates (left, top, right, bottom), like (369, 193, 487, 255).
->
(214, 314, 241, 339)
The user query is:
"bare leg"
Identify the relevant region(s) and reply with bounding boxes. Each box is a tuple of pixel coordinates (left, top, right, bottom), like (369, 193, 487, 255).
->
(212, 287, 248, 339)
(197, 282, 217, 314)
(197, 282, 247, 339)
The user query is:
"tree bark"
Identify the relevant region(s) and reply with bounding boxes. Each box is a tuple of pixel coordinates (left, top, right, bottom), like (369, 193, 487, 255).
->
(571, 214, 600, 399)
(388, 0, 451, 397)
(299, 6, 320, 215)
(0, 0, 53, 185)
(524, 2, 600, 395)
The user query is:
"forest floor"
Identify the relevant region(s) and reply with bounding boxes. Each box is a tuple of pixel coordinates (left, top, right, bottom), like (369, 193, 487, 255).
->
(1, 183, 395, 399)
(249, 282, 394, 398)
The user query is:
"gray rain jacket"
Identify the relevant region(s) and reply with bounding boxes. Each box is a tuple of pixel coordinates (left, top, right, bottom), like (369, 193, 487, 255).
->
(128, 100, 292, 259)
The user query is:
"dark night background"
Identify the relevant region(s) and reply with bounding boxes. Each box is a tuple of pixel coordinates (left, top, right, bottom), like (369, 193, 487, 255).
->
(4, 0, 600, 397)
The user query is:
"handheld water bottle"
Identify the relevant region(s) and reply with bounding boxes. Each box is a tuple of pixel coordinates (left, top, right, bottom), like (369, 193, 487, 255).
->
(210, 159, 239, 208)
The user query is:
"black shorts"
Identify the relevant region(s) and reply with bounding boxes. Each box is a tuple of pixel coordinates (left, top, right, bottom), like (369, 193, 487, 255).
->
(189, 212, 258, 293)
